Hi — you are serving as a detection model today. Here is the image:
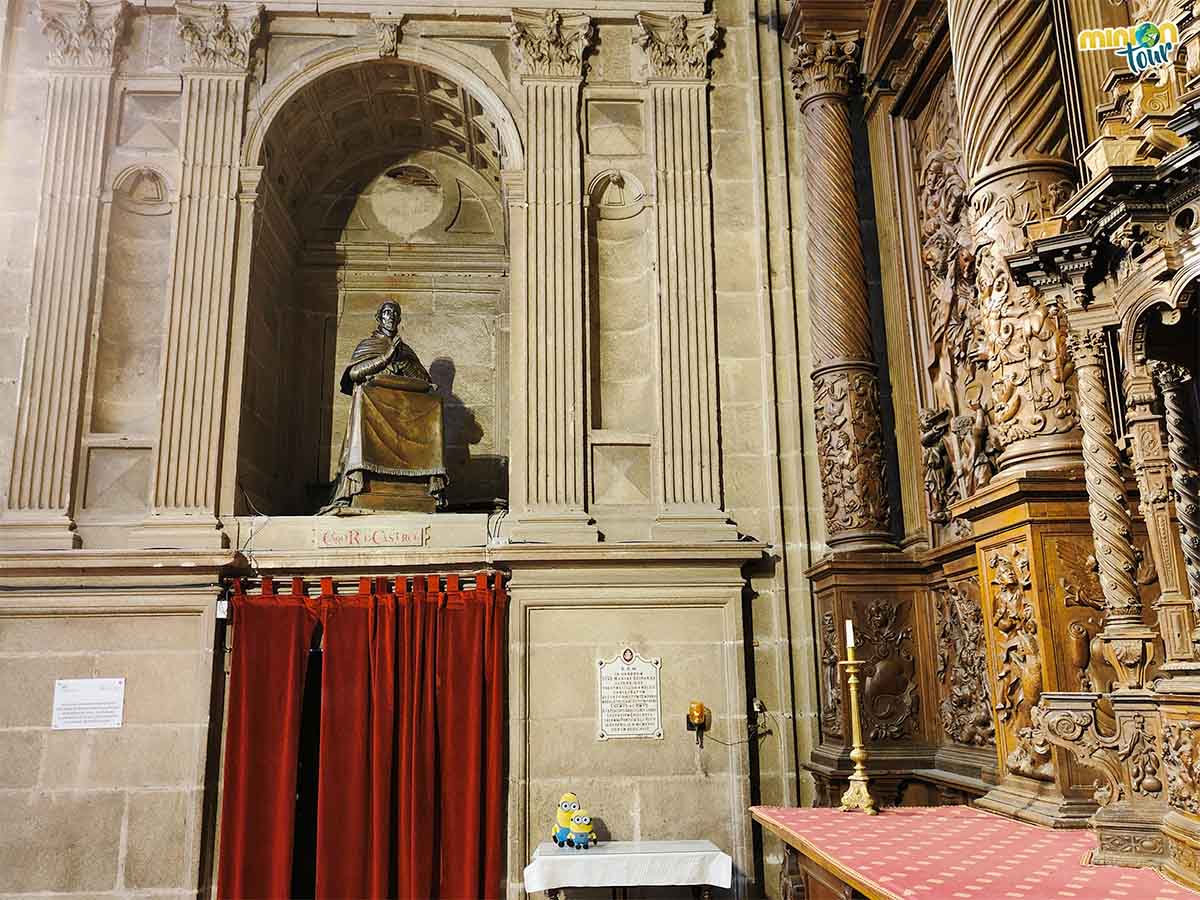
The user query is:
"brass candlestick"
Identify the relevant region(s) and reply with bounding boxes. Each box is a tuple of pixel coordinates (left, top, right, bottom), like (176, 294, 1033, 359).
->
(839, 640, 878, 814)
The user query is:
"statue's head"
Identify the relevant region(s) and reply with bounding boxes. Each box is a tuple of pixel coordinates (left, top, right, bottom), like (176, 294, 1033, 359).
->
(377, 301, 401, 336)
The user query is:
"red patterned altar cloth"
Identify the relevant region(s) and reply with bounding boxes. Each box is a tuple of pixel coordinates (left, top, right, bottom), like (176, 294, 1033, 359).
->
(752, 805, 1199, 899)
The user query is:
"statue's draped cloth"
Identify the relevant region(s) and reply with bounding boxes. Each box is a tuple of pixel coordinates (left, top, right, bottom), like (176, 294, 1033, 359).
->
(325, 333, 447, 510)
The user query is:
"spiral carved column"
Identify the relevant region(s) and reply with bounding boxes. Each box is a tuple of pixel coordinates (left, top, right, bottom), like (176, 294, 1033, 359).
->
(789, 31, 893, 550)
(1069, 332, 1154, 688)
(946, 0, 1082, 473)
(1152, 363, 1200, 632)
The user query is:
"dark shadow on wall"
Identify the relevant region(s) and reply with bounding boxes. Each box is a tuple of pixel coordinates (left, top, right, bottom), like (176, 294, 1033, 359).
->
(430, 357, 508, 512)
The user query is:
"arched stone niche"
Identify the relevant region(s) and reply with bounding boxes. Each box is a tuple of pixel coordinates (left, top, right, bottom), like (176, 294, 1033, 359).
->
(585, 169, 656, 509)
(78, 166, 172, 529)
(231, 57, 513, 516)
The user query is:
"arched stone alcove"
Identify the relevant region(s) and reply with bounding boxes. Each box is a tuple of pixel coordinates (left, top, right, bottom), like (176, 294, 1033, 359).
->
(232, 58, 512, 515)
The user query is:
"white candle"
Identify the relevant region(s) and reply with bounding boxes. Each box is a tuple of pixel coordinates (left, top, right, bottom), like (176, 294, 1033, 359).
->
(845, 619, 855, 648)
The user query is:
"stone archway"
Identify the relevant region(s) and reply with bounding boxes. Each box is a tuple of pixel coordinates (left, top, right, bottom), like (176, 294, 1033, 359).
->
(223, 49, 524, 516)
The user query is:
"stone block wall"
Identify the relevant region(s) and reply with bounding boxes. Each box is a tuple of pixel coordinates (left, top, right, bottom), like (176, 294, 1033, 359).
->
(0, 586, 219, 898)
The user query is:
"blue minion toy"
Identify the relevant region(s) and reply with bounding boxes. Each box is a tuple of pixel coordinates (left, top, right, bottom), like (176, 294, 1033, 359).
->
(568, 810, 597, 850)
(552, 792, 579, 847)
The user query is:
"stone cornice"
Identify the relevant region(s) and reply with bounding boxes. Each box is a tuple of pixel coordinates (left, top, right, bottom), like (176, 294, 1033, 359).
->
(790, 29, 861, 108)
(176, 1, 263, 73)
(634, 12, 719, 81)
(37, 0, 129, 69)
(508, 8, 594, 79)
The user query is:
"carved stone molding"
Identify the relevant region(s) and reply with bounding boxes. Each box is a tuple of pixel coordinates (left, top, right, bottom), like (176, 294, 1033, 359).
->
(373, 16, 404, 58)
(789, 29, 859, 108)
(509, 8, 594, 79)
(935, 578, 995, 747)
(813, 366, 892, 547)
(819, 610, 843, 738)
(37, 0, 128, 69)
(987, 543, 1053, 779)
(634, 13, 718, 81)
(176, 1, 263, 73)
(1153, 362, 1200, 632)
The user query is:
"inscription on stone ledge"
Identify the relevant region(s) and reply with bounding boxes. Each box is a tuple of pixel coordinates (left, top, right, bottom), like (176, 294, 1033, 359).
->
(314, 524, 429, 549)
(597, 647, 662, 740)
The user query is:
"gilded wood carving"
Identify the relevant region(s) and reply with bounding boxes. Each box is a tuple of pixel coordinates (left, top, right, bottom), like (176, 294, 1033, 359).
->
(934, 577, 995, 747)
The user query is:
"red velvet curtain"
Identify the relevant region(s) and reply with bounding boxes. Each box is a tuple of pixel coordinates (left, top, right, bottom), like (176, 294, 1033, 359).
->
(217, 573, 507, 900)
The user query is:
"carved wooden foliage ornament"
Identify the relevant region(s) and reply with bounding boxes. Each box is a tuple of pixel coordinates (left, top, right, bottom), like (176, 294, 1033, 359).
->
(935, 578, 995, 747)
(789, 29, 858, 106)
(819, 611, 843, 738)
(813, 370, 891, 541)
(1164, 720, 1200, 814)
(858, 599, 919, 742)
(987, 543, 1052, 779)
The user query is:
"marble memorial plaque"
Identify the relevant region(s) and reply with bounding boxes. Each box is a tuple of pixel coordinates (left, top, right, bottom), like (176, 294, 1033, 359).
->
(597, 647, 662, 740)
(51, 677, 125, 730)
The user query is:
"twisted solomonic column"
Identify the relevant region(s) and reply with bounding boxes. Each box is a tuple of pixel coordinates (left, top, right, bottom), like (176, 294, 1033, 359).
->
(1069, 332, 1141, 616)
(1152, 362, 1200, 625)
(790, 30, 893, 550)
(946, 0, 1082, 473)
(1069, 331, 1154, 688)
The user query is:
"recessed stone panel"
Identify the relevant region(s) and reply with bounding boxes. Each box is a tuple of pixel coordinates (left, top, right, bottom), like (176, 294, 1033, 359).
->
(587, 100, 644, 156)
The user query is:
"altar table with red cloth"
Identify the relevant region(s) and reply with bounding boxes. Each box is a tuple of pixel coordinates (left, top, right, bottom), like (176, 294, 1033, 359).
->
(752, 805, 1198, 899)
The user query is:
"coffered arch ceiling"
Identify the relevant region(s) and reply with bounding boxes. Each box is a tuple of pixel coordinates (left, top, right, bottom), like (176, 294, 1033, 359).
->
(261, 59, 504, 210)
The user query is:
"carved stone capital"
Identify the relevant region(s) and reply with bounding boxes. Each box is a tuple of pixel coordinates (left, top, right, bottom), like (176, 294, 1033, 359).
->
(37, 0, 128, 69)
(812, 363, 892, 548)
(176, 1, 263, 73)
(509, 8, 594, 79)
(789, 29, 860, 108)
(373, 16, 404, 58)
(634, 13, 718, 81)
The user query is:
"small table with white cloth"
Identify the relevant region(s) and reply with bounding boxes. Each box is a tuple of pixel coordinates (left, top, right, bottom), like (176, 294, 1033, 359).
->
(522, 840, 733, 898)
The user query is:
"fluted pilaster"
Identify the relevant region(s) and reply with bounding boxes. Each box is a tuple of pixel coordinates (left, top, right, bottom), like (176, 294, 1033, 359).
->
(1153, 363, 1200, 635)
(946, 0, 1081, 473)
(508, 9, 597, 542)
(790, 30, 893, 550)
(636, 14, 733, 540)
(136, 1, 260, 548)
(1, 0, 128, 550)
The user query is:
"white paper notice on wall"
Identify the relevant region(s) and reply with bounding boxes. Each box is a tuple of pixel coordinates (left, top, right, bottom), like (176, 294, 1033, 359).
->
(597, 647, 662, 740)
(51, 678, 125, 730)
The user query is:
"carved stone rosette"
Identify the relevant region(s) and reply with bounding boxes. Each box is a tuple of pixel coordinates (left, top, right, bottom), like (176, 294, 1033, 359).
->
(1068, 331, 1155, 687)
(634, 13, 717, 81)
(37, 0, 128, 68)
(1153, 363, 1200, 634)
(790, 30, 893, 549)
(946, 0, 1081, 473)
(509, 8, 594, 78)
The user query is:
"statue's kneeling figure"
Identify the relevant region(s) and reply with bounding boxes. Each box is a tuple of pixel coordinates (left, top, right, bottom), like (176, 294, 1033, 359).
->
(322, 301, 447, 514)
